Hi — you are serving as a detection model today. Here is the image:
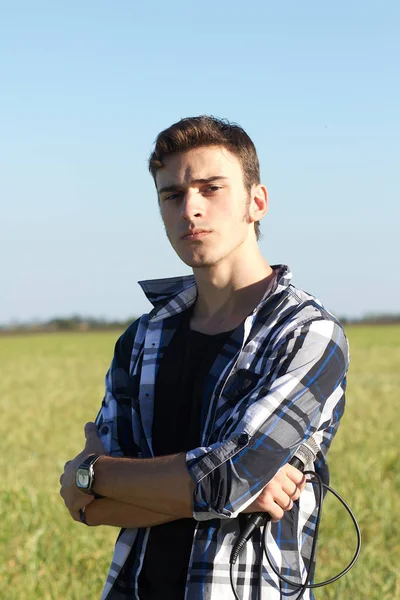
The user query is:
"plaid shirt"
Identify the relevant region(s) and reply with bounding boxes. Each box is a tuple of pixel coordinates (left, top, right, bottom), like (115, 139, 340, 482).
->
(95, 265, 349, 600)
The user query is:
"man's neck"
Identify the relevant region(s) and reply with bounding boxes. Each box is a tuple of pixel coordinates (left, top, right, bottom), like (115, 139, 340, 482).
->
(190, 249, 274, 335)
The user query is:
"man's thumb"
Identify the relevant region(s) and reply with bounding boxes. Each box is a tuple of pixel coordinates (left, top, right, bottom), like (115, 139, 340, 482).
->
(84, 422, 99, 439)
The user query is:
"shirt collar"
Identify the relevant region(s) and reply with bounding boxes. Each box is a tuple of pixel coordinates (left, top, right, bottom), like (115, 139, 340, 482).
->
(138, 264, 292, 321)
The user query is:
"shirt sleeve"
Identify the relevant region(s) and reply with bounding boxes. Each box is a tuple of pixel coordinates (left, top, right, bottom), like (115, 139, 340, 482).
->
(95, 319, 142, 458)
(185, 317, 349, 520)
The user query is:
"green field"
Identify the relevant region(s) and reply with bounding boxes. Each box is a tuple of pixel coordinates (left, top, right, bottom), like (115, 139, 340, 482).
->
(1, 326, 399, 599)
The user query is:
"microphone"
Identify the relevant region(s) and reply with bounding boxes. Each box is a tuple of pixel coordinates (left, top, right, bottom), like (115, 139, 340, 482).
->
(230, 437, 319, 564)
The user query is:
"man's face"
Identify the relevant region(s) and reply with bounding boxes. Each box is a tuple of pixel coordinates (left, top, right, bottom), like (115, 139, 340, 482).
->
(156, 146, 256, 269)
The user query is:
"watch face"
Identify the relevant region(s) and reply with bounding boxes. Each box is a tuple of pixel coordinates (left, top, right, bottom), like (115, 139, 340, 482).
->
(76, 469, 90, 489)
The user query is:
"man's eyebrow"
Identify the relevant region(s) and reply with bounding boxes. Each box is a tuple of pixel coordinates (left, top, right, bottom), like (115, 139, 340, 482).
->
(158, 176, 229, 195)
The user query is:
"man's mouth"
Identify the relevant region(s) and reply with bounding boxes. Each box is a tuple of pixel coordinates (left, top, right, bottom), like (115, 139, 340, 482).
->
(181, 230, 211, 240)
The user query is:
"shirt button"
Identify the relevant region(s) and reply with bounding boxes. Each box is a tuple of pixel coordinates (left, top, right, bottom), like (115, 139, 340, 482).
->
(237, 433, 249, 447)
(101, 425, 109, 435)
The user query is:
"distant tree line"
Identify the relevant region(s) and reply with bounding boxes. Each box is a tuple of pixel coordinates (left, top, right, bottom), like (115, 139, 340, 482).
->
(0, 315, 138, 334)
(1, 313, 400, 335)
(340, 313, 400, 325)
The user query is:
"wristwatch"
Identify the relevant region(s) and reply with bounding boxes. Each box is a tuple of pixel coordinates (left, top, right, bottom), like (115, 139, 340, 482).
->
(75, 454, 104, 499)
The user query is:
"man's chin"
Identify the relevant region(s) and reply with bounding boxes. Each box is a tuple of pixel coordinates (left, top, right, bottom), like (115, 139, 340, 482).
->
(178, 254, 216, 269)
(182, 259, 212, 269)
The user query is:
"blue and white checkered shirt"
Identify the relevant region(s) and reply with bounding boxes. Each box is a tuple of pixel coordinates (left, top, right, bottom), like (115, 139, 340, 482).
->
(96, 265, 349, 600)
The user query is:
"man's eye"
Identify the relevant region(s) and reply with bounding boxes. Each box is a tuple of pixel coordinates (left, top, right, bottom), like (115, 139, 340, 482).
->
(164, 193, 181, 201)
(205, 185, 221, 193)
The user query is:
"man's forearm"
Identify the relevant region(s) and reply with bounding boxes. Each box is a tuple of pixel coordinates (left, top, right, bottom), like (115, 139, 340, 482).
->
(85, 498, 179, 528)
(61, 424, 307, 525)
(92, 453, 194, 518)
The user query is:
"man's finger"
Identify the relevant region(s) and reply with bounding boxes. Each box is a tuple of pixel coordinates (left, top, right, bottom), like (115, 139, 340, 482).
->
(283, 479, 300, 498)
(62, 489, 94, 512)
(73, 493, 95, 511)
(284, 464, 306, 485)
(69, 509, 81, 522)
(273, 489, 294, 512)
(269, 504, 285, 523)
(283, 498, 294, 511)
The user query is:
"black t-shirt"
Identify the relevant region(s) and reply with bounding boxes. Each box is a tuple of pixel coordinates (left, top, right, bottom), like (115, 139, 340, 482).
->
(138, 310, 235, 600)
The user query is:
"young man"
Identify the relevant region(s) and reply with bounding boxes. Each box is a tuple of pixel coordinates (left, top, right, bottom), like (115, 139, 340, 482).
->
(60, 116, 349, 600)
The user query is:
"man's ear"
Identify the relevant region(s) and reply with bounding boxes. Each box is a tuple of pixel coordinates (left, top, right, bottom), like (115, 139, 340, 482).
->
(249, 184, 268, 223)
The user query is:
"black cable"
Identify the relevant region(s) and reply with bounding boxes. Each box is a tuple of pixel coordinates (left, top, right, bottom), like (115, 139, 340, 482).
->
(263, 473, 362, 590)
(309, 482, 362, 586)
(229, 562, 242, 600)
(229, 471, 362, 600)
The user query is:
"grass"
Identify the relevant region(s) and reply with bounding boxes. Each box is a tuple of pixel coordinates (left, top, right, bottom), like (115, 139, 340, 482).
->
(0, 326, 399, 599)
(313, 325, 400, 599)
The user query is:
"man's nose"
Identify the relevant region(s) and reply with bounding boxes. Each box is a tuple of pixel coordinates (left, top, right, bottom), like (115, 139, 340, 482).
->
(180, 189, 204, 220)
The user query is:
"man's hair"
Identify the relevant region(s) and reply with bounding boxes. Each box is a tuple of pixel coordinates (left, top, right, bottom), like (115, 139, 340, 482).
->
(148, 115, 261, 240)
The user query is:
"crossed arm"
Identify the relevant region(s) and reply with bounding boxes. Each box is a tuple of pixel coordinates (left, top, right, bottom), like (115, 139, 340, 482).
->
(60, 423, 306, 527)
(60, 318, 347, 528)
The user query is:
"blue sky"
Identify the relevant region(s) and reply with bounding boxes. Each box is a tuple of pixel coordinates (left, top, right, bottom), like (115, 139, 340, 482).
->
(1, 1, 399, 323)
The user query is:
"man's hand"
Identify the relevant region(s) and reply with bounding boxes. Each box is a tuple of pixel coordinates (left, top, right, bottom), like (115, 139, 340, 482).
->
(59, 422, 106, 522)
(243, 463, 306, 522)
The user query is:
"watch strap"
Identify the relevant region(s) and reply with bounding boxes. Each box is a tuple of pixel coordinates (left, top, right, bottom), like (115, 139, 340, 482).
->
(79, 506, 90, 526)
(80, 453, 102, 469)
